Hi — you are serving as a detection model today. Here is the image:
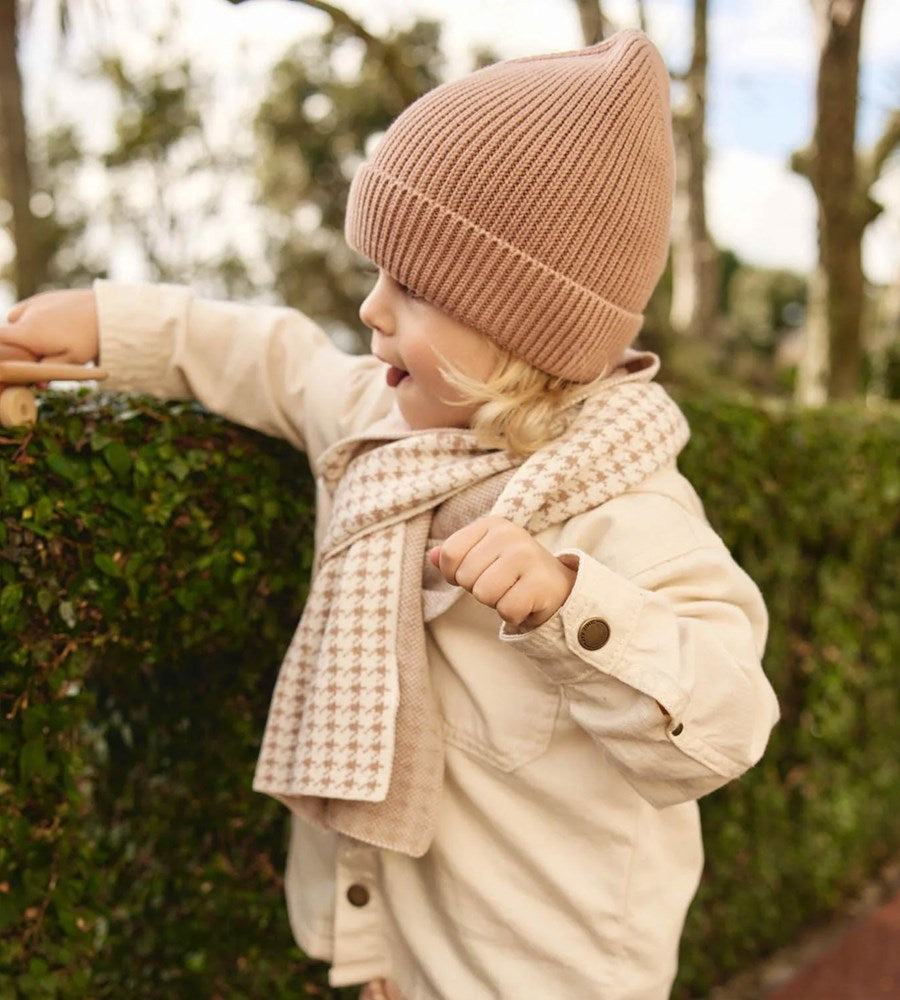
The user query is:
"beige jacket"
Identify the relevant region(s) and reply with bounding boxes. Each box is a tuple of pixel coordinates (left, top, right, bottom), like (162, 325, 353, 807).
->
(95, 281, 780, 1000)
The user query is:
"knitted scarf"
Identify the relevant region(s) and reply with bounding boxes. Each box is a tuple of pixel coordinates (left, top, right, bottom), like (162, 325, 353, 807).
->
(253, 355, 689, 856)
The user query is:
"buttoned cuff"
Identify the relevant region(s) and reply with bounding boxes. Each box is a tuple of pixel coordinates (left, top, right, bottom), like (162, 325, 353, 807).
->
(500, 548, 642, 683)
(499, 549, 689, 720)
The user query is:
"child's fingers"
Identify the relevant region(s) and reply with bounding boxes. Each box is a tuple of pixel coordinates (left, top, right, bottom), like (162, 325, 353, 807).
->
(1, 290, 99, 366)
(497, 573, 568, 628)
(469, 557, 520, 610)
(0, 323, 52, 362)
(6, 299, 31, 323)
(435, 518, 493, 584)
(0, 325, 35, 351)
(0, 337, 37, 362)
(452, 542, 506, 592)
(436, 517, 574, 626)
(437, 517, 537, 589)
(494, 578, 537, 627)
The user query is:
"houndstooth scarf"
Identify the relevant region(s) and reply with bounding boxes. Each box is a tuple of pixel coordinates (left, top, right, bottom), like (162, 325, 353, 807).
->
(253, 354, 689, 856)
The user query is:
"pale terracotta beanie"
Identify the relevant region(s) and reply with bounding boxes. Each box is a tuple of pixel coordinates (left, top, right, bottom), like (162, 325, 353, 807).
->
(345, 30, 674, 383)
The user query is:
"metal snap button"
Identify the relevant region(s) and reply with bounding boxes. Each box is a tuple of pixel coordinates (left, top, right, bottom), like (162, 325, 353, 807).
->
(577, 618, 611, 651)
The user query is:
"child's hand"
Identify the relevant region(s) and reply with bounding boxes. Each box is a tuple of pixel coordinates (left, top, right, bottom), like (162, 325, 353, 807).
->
(428, 516, 577, 629)
(1, 290, 99, 366)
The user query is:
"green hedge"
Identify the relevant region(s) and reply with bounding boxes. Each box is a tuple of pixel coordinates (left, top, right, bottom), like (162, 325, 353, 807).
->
(674, 396, 900, 995)
(1, 391, 898, 999)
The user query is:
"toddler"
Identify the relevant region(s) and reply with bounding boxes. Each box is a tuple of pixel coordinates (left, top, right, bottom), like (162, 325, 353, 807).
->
(2, 31, 778, 1000)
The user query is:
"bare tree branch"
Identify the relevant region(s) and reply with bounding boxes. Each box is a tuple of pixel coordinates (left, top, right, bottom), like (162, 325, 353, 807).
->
(287, 0, 382, 51)
(226, 0, 421, 111)
(864, 108, 900, 184)
(790, 145, 814, 180)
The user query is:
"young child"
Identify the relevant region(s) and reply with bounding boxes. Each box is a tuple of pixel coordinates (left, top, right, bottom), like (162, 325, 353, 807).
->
(2, 31, 778, 1000)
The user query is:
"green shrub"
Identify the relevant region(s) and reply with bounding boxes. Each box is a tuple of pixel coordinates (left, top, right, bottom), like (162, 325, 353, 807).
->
(1, 391, 897, 998)
(0, 393, 343, 998)
(674, 396, 900, 996)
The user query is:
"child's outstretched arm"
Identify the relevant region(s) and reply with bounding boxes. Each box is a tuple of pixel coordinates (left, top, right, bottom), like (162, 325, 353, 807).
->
(3, 282, 391, 463)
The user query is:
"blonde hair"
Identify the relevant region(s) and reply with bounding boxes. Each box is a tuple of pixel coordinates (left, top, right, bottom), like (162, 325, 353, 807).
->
(441, 346, 603, 457)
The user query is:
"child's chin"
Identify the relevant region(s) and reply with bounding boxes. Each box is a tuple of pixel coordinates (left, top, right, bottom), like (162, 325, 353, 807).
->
(398, 403, 439, 431)
(395, 390, 472, 432)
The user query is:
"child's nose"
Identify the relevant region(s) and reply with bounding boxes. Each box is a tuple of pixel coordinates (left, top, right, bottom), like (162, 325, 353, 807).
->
(359, 273, 393, 334)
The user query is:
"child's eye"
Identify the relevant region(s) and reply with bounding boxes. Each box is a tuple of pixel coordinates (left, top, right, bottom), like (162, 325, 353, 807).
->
(398, 282, 423, 301)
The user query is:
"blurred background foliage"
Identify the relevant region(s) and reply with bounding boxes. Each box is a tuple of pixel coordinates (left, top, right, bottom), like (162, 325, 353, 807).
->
(0, 0, 895, 395)
(0, 0, 898, 996)
(253, 17, 444, 336)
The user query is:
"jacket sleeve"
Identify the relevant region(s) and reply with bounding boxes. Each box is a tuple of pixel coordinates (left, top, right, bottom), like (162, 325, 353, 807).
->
(499, 509, 780, 808)
(95, 280, 392, 464)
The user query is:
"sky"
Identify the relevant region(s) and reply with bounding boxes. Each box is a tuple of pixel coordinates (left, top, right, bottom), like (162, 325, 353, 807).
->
(9, 0, 900, 307)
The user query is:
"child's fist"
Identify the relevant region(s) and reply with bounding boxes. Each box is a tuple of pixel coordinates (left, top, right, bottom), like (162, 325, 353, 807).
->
(428, 516, 576, 629)
(1, 289, 99, 366)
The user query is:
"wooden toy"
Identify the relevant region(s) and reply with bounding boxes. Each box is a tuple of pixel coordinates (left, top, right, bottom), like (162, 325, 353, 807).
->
(0, 344, 107, 428)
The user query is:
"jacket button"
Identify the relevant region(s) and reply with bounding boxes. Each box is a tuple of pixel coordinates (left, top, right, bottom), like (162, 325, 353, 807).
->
(577, 618, 611, 651)
(671, 723, 684, 736)
(346, 883, 370, 907)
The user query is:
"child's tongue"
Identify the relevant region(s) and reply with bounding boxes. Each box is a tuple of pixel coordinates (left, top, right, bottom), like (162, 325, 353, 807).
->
(386, 365, 408, 388)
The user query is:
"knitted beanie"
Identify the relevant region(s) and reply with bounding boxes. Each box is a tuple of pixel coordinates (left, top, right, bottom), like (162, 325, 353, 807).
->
(345, 30, 674, 383)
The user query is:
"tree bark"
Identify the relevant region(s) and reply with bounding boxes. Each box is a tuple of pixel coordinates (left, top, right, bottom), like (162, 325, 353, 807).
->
(574, 0, 605, 45)
(811, 0, 865, 401)
(668, 0, 717, 339)
(794, 0, 890, 403)
(0, 0, 45, 299)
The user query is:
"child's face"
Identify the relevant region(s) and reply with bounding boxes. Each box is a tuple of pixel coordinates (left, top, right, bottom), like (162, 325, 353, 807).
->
(360, 270, 498, 430)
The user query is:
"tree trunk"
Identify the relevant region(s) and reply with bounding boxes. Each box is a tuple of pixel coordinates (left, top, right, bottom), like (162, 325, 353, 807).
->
(668, 0, 717, 339)
(812, 0, 866, 401)
(794, 1, 899, 403)
(574, 0, 605, 45)
(0, 0, 44, 299)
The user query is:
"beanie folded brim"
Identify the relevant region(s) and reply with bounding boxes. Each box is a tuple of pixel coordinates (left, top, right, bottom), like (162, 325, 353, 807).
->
(346, 165, 644, 383)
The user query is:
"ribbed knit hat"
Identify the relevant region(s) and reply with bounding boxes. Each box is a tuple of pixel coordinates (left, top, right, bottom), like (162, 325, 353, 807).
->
(345, 30, 674, 383)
